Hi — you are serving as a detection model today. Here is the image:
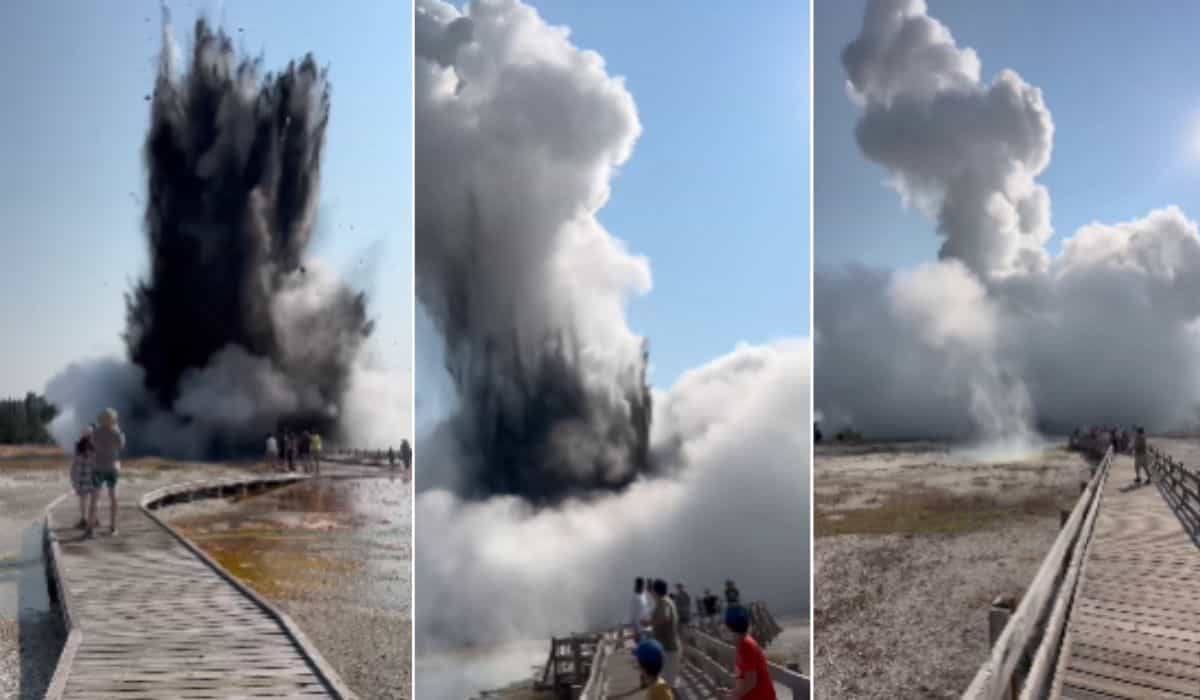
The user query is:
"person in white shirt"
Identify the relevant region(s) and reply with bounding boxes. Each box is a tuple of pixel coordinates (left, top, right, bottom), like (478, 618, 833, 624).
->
(630, 577, 648, 641)
(265, 433, 280, 470)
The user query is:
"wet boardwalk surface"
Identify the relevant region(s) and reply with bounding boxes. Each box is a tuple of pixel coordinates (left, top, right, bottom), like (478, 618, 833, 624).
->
(1054, 454, 1200, 699)
(46, 476, 352, 700)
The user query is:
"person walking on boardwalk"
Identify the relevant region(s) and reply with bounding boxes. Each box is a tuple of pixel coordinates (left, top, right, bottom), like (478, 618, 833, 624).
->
(1134, 427, 1150, 484)
(724, 605, 777, 700)
(649, 579, 682, 689)
(633, 640, 675, 700)
(673, 583, 692, 628)
(387, 446, 396, 469)
(90, 408, 125, 537)
(70, 425, 97, 530)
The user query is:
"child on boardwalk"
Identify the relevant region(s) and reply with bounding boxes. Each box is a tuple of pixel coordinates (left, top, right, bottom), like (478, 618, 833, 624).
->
(633, 640, 675, 700)
(725, 605, 777, 700)
(70, 426, 97, 530)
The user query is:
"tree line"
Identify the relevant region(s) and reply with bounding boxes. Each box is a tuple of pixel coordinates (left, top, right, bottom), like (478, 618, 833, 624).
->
(0, 392, 58, 444)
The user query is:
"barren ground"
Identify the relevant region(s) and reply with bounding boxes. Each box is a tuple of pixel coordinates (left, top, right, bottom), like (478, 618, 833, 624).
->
(813, 440, 1093, 698)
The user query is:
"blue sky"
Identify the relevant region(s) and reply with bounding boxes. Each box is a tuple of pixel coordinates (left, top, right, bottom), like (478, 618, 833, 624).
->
(817, 1, 1200, 269)
(470, 0, 810, 392)
(0, 0, 412, 399)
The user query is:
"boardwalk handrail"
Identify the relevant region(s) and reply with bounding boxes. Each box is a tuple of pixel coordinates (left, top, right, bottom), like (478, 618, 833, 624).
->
(1019, 444, 1110, 699)
(138, 474, 360, 699)
(962, 446, 1113, 700)
(578, 632, 614, 700)
(42, 494, 81, 700)
(1147, 446, 1200, 539)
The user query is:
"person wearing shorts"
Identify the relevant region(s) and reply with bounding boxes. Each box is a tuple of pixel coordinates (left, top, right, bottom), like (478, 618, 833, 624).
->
(90, 408, 125, 537)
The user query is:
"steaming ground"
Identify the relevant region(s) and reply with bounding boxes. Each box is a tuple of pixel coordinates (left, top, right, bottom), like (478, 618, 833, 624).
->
(817, 0, 1200, 440)
(813, 440, 1092, 698)
(44, 14, 406, 458)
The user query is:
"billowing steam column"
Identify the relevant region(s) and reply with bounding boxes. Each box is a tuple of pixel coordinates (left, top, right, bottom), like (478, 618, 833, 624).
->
(415, 0, 657, 505)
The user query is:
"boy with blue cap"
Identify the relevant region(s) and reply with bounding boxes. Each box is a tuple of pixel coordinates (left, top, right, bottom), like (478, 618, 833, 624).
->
(634, 639, 675, 700)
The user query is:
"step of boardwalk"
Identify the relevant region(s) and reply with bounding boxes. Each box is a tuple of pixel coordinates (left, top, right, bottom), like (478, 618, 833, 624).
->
(47, 479, 347, 699)
(1054, 454, 1200, 700)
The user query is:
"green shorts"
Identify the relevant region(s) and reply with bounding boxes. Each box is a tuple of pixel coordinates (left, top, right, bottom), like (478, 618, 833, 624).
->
(93, 471, 119, 489)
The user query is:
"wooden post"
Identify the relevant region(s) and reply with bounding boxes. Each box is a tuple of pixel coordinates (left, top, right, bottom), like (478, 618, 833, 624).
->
(989, 595, 1015, 647)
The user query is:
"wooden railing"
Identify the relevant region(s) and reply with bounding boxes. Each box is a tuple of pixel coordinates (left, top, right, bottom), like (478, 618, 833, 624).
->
(577, 633, 614, 700)
(962, 447, 1112, 700)
(535, 632, 603, 699)
(681, 626, 810, 699)
(1148, 447, 1200, 539)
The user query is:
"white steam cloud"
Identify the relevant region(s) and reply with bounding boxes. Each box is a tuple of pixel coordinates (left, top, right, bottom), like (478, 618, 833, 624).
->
(817, 0, 1200, 443)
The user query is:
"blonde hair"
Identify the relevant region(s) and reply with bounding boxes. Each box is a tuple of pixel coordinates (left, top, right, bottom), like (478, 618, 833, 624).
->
(99, 408, 119, 427)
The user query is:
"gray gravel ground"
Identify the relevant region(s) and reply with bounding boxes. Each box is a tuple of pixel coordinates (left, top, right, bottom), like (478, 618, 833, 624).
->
(0, 458, 68, 700)
(814, 525, 1057, 698)
(814, 441, 1089, 699)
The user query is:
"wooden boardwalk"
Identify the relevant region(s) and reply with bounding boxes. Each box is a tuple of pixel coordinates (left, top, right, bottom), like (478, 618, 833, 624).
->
(1052, 452, 1200, 699)
(44, 473, 357, 699)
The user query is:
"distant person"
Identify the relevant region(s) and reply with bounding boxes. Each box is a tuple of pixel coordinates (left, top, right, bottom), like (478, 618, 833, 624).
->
(814, 422, 822, 444)
(400, 439, 413, 472)
(630, 577, 648, 640)
(674, 583, 692, 627)
(265, 433, 279, 470)
(311, 432, 323, 475)
(703, 589, 720, 622)
(725, 579, 741, 607)
(633, 640, 675, 700)
(724, 605, 777, 700)
(1134, 427, 1149, 484)
(388, 446, 396, 468)
(649, 579, 681, 688)
(90, 408, 125, 536)
(285, 432, 297, 472)
(299, 430, 312, 473)
(70, 426, 97, 531)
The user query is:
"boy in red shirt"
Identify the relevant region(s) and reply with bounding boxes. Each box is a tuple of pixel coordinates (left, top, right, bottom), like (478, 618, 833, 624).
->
(725, 606, 776, 700)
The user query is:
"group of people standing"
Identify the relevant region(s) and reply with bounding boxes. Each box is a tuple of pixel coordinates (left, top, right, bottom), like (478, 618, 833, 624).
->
(1070, 424, 1151, 484)
(265, 429, 322, 474)
(628, 577, 775, 700)
(68, 408, 125, 539)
